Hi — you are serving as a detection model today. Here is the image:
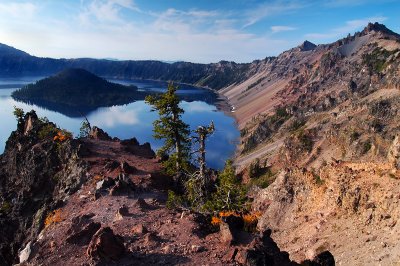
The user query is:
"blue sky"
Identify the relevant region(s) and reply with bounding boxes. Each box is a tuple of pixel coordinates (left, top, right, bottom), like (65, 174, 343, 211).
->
(0, 0, 399, 63)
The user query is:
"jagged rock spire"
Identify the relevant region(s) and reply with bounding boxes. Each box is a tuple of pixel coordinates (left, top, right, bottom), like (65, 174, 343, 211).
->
(361, 22, 400, 38)
(298, 40, 317, 51)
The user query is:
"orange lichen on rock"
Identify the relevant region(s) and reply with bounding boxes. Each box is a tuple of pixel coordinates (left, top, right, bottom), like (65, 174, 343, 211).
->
(45, 209, 63, 227)
(53, 131, 71, 142)
(243, 212, 262, 231)
(211, 216, 222, 226)
(211, 211, 261, 230)
(219, 211, 241, 218)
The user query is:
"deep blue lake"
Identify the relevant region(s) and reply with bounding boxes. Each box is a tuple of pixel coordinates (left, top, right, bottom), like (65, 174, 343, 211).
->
(0, 78, 239, 169)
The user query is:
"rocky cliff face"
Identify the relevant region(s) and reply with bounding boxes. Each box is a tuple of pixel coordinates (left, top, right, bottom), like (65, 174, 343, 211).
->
(0, 111, 87, 265)
(224, 23, 400, 265)
(251, 162, 400, 265)
(225, 23, 400, 170)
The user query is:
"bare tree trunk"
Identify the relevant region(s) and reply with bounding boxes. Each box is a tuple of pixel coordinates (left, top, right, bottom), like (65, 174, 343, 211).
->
(175, 130, 181, 171)
(194, 122, 214, 196)
(199, 132, 206, 181)
(172, 112, 181, 172)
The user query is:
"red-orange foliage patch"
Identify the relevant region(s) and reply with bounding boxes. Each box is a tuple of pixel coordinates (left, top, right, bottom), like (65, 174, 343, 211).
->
(53, 131, 71, 142)
(45, 209, 63, 227)
(211, 211, 261, 231)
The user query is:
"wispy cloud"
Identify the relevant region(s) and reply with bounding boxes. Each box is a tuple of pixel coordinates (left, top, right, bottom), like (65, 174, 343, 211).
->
(271, 25, 297, 33)
(78, 0, 140, 25)
(149, 8, 219, 34)
(110, 0, 138, 10)
(181, 101, 215, 113)
(243, 1, 305, 28)
(305, 16, 387, 40)
(91, 106, 140, 127)
(0, 2, 37, 18)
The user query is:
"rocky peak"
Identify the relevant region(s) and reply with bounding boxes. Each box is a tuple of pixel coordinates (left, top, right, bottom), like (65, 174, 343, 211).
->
(361, 22, 400, 38)
(298, 40, 317, 51)
(23, 111, 38, 135)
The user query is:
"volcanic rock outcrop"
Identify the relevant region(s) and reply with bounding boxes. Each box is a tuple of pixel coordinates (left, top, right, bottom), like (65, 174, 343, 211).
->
(0, 111, 87, 265)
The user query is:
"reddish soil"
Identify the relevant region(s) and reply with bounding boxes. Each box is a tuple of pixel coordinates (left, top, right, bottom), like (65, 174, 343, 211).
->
(24, 138, 246, 265)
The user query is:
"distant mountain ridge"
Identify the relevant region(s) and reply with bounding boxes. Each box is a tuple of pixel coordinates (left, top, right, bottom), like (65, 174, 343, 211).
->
(0, 43, 30, 57)
(0, 45, 251, 90)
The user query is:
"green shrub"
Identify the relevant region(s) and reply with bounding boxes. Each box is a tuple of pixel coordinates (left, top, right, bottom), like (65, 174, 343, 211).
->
(362, 141, 372, 154)
(240, 128, 248, 137)
(185, 172, 208, 207)
(362, 48, 398, 73)
(13, 106, 24, 122)
(38, 124, 57, 140)
(166, 190, 184, 210)
(242, 135, 258, 153)
(246, 76, 267, 91)
(288, 119, 306, 132)
(298, 130, 313, 153)
(204, 160, 248, 212)
(39, 116, 50, 124)
(314, 174, 324, 185)
(271, 107, 290, 123)
(248, 159, 261, 178)
(311, 168, 324, 185)
(248, 168, 275, 189)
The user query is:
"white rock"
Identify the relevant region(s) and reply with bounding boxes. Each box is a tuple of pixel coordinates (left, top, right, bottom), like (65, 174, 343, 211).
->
(19, 241, 32, 263)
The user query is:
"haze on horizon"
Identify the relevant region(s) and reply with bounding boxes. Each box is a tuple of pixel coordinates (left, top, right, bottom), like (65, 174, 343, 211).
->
(0, 0, 399, 63)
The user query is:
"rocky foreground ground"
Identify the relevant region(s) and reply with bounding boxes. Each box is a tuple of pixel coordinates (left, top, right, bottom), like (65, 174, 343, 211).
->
(0, 111, 333, 266)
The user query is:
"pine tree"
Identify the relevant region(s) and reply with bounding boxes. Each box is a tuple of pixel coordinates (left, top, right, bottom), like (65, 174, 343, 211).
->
(145, 82, 191, 176)
(204, 160, 247, 211)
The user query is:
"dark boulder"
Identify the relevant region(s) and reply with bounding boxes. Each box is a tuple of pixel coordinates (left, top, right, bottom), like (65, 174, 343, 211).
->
(302, 251, 335, 266)
(96, 177, 115, 191)
(67, 221, 101, 246)
(243, 229, 298, 266)
(120, 161, 137, 174)
(87, 227, 125, 261)
(89, 126, 112, 141)
(109, 174, 135, 196)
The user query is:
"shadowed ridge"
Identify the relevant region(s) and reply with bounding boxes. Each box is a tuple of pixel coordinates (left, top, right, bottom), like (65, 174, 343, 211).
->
(298, 40, 317, 51)
(361, 22, 400, 38)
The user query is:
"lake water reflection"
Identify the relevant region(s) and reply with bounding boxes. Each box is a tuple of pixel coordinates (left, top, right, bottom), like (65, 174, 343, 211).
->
(0, 78, 239, 169)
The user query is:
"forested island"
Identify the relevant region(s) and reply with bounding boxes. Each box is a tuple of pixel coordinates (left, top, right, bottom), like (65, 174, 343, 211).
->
(11, 68, 150, 115)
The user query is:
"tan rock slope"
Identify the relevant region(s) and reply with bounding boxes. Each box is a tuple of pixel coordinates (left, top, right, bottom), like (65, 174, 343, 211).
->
(252, 162, 400, 265)
(219, 22, 400, 265)
(222, 22, 400, 169)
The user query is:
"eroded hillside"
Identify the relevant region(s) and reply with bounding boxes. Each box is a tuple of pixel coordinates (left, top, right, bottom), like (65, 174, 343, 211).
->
(221, 23, 400, 171)
(252, 162, 400, 265)
(220, 22, 400, 265)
